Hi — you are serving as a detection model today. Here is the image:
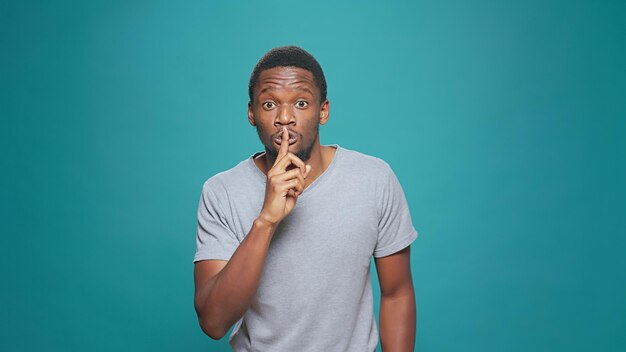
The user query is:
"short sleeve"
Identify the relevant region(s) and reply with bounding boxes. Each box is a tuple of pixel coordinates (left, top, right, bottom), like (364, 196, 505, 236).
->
(193, 181, 240, 263)
(374, 163, 418, 258)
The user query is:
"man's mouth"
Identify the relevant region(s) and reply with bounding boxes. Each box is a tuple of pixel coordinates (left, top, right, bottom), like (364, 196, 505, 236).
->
(274, 130, 298, 145)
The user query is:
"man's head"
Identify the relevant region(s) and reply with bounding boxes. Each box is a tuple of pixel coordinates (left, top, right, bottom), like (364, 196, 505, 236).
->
(248, 46, 330, 164)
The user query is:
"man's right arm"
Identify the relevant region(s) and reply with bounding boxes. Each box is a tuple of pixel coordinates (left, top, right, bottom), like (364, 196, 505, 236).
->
(194, 127, 309, 340)
(194, 217, 276, 340)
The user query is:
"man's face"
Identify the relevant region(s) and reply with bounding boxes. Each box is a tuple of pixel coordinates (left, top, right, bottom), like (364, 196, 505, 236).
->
(248, 66, 329, 164)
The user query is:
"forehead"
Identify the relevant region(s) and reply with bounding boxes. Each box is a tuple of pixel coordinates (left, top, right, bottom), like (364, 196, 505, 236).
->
(255, 66, 318, 96)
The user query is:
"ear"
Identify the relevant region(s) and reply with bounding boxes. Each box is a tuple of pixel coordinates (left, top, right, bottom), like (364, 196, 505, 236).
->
(319, 99, 330, 125)
(248, 101, 255, 126)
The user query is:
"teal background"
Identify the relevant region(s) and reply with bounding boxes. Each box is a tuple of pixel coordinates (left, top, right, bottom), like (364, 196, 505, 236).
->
(2, 0, 625, 351)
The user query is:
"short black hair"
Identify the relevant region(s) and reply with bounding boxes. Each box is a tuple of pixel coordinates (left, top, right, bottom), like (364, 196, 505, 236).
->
(248, 46, 327, 104)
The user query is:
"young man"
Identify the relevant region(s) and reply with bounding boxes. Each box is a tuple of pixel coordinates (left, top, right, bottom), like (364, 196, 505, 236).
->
(193, 46, 418, 351)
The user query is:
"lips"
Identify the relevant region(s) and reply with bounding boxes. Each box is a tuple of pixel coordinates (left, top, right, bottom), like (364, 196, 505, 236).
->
(274, 130, 298, 145)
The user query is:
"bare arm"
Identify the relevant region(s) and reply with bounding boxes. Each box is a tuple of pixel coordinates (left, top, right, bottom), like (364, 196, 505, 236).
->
(194, 127, 311, 339)
(194, 217, 276, 339)
(375, 245, 416, 352)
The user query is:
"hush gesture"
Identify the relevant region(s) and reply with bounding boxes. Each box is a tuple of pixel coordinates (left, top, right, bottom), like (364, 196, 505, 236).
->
(258, 126, 312, 225)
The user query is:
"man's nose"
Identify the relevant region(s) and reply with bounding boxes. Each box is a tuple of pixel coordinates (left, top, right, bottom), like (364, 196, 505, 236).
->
(275, 104, 296, 126)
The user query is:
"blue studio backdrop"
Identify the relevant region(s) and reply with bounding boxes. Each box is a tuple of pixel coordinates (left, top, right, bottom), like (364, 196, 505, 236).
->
(2, 1, 625, 351)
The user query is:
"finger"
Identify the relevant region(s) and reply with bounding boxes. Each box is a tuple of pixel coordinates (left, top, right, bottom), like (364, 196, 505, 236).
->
(274, 168, 305, 185)
(274, 172, 305, 198)
(283, 178, 304, 195)
(274, 153, 306, 175)
(305, 164, 311, 178)
(272, 127, 290, 167)
(274, 127, 290, 165)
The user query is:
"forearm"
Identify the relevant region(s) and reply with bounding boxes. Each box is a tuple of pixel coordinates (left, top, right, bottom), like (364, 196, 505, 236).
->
(196, 218, 276, 337)
(379, 293, 416, 352)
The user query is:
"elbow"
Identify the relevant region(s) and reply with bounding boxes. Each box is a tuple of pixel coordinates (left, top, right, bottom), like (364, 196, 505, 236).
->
(195, 295, 227, 340)
(198, 316, 228, 340)
(194, 289, 234, 340)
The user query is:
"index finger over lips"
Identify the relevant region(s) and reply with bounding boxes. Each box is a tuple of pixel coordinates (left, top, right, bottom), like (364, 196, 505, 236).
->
(273, 126, 290, 166)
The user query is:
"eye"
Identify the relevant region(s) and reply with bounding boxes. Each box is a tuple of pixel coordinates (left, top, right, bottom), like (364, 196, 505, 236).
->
(295, 100, 309, 109)
(262, 101, 276, 110)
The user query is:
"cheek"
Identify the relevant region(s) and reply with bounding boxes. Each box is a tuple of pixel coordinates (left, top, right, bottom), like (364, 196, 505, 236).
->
(302, 121, 319, 140)
(253, 121, 270, 138)
(260, 125, 274, 140)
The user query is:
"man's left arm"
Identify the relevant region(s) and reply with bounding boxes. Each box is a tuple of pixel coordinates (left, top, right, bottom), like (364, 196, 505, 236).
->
(375, 245, 416, 352)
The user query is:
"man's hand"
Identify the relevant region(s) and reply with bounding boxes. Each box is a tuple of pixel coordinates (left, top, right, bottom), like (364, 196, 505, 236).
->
(258, 127, 312, 225)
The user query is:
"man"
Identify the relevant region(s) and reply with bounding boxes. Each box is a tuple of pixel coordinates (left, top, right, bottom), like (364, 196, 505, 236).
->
(193, 46, 418, 351)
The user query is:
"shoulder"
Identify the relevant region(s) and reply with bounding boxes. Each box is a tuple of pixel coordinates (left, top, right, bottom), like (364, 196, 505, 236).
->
(337, 146, 394, 179)
(201, 157, 255, 197)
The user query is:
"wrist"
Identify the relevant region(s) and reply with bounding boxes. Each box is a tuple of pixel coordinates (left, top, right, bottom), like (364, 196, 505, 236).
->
(254, 216, 278, 232)
(256, 209, 281, 227)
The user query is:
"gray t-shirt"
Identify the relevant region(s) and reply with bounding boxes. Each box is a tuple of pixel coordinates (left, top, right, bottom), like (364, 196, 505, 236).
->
(194, 144, 418, 352)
